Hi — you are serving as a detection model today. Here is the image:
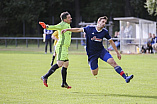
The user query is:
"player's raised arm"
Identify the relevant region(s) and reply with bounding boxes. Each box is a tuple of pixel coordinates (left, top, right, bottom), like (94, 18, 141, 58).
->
(39, 22, 63, 30)
(47, 24, 62, 30)
(61, 28, 83, 34)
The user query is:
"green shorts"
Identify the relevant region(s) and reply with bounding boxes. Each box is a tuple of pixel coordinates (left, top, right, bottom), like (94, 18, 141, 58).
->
(55, 46, 69, 61)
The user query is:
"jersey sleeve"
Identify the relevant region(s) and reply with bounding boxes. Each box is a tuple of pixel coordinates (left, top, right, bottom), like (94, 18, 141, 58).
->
(104, 29, 111, 40)
(47, 23, 62, 30)
(83, 26, 90, 34)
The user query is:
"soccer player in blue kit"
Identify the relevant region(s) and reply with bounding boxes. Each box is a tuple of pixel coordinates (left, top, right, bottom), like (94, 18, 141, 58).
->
(62, 16, 133, 83)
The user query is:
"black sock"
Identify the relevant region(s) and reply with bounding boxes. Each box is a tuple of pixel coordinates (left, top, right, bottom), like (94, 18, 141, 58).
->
(51, 55, 55, 65)
(61, 67, 67, 84)
(44, 64, 59, 79)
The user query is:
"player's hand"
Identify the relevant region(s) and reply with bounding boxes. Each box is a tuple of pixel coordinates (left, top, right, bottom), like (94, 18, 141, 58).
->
(39, 22, 46, 29)
(61, 29, 67, 34)
(117, 53, 121, 60)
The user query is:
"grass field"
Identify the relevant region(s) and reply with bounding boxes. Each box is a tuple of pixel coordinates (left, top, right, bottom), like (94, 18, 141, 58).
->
(0, 45, 157, 104)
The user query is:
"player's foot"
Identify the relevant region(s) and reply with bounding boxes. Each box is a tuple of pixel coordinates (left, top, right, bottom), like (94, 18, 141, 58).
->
(125, 74, 134, 83)
(41, 76, 48, 87)
(61, 83, 71, 89)
(39, 22, 46, 29)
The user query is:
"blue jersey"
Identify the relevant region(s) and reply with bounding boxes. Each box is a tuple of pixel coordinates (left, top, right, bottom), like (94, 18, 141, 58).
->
(44, 29, 53, 35)
(43, 29, 53, 39)
(83, 26, 111, 55)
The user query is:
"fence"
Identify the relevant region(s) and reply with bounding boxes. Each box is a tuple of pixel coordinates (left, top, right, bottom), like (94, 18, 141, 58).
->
(0, 37, 42, 48)
(0, 37, 121, 51)
(0, 37, 89, 49)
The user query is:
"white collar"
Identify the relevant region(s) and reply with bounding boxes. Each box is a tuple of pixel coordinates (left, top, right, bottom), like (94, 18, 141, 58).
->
(95, 26, 103, 32)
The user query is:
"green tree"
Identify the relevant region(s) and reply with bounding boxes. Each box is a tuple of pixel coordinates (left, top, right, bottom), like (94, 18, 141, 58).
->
(2, 0, 46, 36)
(80, 0, 125, 22)
(3, 0, 46, 23)
(0, 0, 156, 37)
(144, 0, 157, 16)
(130, 0, 145, 17)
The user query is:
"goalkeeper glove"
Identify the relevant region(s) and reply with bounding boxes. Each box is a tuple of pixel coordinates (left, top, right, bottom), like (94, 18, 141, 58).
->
(39, 22, 47, 29)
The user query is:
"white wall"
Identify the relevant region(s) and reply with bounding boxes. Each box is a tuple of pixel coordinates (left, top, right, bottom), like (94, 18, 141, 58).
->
(136, 22, 156, 39)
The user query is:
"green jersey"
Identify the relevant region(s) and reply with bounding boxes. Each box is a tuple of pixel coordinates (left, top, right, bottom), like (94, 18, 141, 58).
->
(47, 21, 71, 47)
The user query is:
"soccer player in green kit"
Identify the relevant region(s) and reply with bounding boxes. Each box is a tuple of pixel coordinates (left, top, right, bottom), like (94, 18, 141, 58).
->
(39, 11, 72, 89)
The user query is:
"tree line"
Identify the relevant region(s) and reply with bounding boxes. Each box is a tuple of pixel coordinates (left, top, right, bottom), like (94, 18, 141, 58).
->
(0, 0, 156, 37)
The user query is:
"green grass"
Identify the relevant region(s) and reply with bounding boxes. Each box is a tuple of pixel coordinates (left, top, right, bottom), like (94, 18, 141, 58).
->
(0, 46, 157, 104)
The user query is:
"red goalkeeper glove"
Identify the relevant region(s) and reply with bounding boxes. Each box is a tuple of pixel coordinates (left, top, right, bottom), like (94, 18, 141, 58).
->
(39, 22, 47, 29)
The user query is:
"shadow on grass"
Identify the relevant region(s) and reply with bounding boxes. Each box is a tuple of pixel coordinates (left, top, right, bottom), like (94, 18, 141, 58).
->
(71, 92, 157, 99)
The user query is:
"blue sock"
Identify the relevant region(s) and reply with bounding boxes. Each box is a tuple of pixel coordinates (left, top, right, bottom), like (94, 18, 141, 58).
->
(114, 66, 126, 79)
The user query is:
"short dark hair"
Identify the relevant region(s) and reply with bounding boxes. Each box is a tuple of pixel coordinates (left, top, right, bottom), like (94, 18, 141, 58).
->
(60, 11, 70, 21)
(97, 16, 108, 22)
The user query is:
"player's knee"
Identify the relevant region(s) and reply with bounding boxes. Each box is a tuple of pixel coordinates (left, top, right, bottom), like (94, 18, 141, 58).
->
(112, 61, 117, 66)
(93, 73, 98, 76)
(92, 71, 98, 76)
(91, 69, 98, 76)
(108, 60, 117, 67)
(111, 61, 117, 67)
(58, 64, 62, 67)
(57, 62, 63, 67)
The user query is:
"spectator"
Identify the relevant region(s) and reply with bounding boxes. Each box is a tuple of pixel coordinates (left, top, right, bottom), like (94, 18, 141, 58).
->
(43, 29, 53, 54)
(141, 45, 146, 53)
(152, 43, 157, 52)
(151, 34, 156, 45)
(152, 34, 157, 53)
(147, 33, 152, 42)
(108, 31, 120, 51)
(124, 22, 132, 43)
(124, 22, 132, 38)
(146, 33, 153, 53)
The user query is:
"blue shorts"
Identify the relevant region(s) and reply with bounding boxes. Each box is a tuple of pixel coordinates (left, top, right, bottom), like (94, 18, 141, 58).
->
(88, 48, 112, 70)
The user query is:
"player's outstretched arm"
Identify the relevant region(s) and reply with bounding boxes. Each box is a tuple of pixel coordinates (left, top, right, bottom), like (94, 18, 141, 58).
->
(61, 28, 83, 34)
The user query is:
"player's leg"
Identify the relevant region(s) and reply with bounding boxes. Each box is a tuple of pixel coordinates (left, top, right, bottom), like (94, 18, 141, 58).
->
(41, 60, 64, 87)
(41, 46, 61, 87)
(107, 58, 127, 79)
(45, 40, 48, 54)
(91, 68, 99, 76)
(100, 49, 126, 78)
(44, 49, 65, 79)
(43, 63, 60, 79)
(100, 49, 133, 83)
(107, 58, 134, 83)
(88, 57, 99, 76)
(50, 54, 56, 66)
(41, 63, 60, 87)
(61, 61, 71, 89)
(58, 46, 71, 88)
(50, 46, 56, 66)
(61, 61, 69, 85)
(49, 39, 52, 53)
